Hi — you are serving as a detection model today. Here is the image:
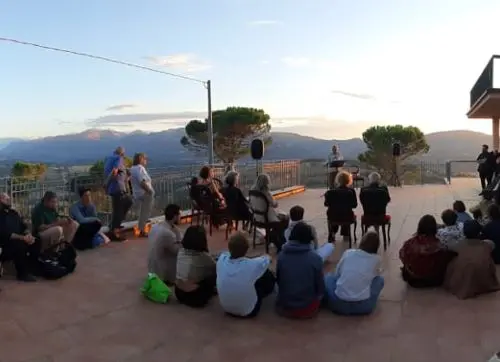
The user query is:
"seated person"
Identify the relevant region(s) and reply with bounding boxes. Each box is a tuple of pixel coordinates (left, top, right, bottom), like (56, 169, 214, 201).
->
(199, 166, 226, 208)
(481, 204, 500, 264)
(147, 204, 182, 285)
(436, 209, 465, 250)
(399, 214, 455, 288)
(31, 191, 78, 250)
(222, 171, 252, 225)
(452, 200, 472, 224)
(249, 174, 289, 251)
(444, 220, 500, 299)
(0, 193, 38, 282)
(324, 171, 358, 242)
(470, 192, 494, 225)
(276, 222, 324, 318)
(324, 230, 384, 315)
(216, 232, 275, 318)
(175, 225, 216, 308)
(359, 172, 391, 226)
(69, 187, 108, 250)
(284, 205, 334, 262)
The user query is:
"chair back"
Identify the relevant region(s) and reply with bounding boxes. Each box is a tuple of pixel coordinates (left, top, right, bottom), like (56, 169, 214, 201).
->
(189, 184, 214, 213)
(361, 186, 389, 216)
(248, 190, 270, 225)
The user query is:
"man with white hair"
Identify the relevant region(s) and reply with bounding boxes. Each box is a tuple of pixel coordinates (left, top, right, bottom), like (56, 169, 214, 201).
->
(359, 172, 391, 225)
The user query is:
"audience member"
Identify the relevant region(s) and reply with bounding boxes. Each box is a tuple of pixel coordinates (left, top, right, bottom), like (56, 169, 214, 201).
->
(130, 152, 154, 237)
(470, 192, 494, 225)
(444, 220, 500, 299)
(359, 172, 391, 226)
(104, 146, 133, 242)
(216, 232, 275, 318)
(199, 166, 226, 208)
(436, 209, 465, 250)
(175, 226, 216, 308)
(70, 187, 107, 250)
(324, 230, 384, 315)
(481, 204, 500, 264)
(284, 205, 334, 261)
(31, 191, 78, 250)
(249, 174, 289, 251)
(147, 204, 182, 285)
(399, 215, 454, 288)
(0, 193, 38, 282)
(452, 200, 472, 224)
(222, 171, 252, 226)
(276, 222, 324, 318)
(324, 171, 357, 242)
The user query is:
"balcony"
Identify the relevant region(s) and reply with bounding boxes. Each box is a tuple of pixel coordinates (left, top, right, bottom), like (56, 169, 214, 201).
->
(467, 55, 500, 118)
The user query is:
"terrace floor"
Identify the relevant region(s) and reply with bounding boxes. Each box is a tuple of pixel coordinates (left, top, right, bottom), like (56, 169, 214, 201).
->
(1, 178, 499, 362)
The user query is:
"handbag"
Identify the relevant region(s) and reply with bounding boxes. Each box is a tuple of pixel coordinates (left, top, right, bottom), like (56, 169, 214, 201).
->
(141, 273, 171, 303)
(37, 241, 77, 279)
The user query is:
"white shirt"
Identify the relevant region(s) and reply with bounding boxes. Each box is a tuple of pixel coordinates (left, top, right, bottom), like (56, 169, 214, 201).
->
(130, 164, 153, 198)
(437, 223, 465, 250)
(284, 220, 319, 249)
(216, 252, 271, 316)
(334, 249, 381, 301)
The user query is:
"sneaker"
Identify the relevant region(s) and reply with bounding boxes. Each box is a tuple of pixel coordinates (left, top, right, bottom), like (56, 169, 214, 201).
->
(17, 274, 36, 282)
(108, 232, 126, 242)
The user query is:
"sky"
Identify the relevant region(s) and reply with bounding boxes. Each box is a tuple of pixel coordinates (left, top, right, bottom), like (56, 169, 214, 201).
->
(1, 0, 500, 140)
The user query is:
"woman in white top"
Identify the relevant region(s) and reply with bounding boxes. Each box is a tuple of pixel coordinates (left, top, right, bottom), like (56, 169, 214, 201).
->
(130, 153, 154, 236)
(324, 230, 384, 315)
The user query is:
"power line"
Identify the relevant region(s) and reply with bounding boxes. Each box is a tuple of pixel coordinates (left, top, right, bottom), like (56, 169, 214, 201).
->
(0, 36, 206, 85)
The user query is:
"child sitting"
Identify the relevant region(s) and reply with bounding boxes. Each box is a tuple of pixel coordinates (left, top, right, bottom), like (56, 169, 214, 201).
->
(452, 200, 472, 224)
(276, 222, 324, 318)
(443, 220, 500, 299)
(323, 230, 384, 315)
(284, 205, 334, 262)
(436, 209, 465, 250)
(216, 232, 275, 318)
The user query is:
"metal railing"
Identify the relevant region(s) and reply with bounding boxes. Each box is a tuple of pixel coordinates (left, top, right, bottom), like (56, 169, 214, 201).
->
(445, 160, 478, 184)
(470, 55, 499, 108)
(0, 160, 301, 226)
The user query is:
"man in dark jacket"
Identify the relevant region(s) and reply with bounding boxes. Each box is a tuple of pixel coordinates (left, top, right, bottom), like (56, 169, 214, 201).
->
(0, 193, 38, 282)
(477, 144, 494, 190)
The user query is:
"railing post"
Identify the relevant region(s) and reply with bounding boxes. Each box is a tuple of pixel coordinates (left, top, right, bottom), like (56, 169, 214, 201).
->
(445, 161, 452, 184)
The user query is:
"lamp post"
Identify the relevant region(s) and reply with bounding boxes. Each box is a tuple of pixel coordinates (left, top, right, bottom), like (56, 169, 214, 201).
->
(205, 80, 214, 165)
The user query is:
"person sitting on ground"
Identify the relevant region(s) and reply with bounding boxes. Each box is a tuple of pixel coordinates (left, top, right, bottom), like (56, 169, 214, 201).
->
(323, 230, 384, 315)
(284, 205, 334, 262)
(147, 204, 182, 285)
(222, 171, 252, 228)
(276, 222, 324, 318)
(470, 192, 494, 225)
(444, 220, 500, 299)
(324, 171, 358, 242)
(399, 214, 455, 288)
(175, 225, 216, 308)
(452, 200, 472, 224)
(31, 191, 79, 250)
(0, 193, 38, 282)
(130, 152, 154, 237)
(216, 232, 275, 318)
(481, 204, 500, 264)
(436, 209, 465, 250)
(359, 172, 391, 228)
(249, 174, 289, 251)
(69, 187, 108, 250)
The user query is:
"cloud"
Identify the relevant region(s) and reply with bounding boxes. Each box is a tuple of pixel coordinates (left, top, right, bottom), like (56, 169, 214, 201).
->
(248, 20, 281, 26)
(259, 60, 270, 65)
(87, 111, 207, 127)
(331, 90, 400, 104)
(281, 57, 311, 68)
(105, 104, 137, 112)
(145, 54, 211, 72)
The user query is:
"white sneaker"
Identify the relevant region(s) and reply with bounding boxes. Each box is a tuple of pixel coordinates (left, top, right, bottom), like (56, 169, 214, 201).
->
(488, 353, 500, 362)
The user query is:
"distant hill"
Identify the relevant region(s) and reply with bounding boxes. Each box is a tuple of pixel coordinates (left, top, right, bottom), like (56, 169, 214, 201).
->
(0, 128, 490, 165)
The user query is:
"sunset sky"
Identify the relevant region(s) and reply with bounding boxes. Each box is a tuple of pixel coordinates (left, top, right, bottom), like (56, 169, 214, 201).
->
(1, 0, 500, 139)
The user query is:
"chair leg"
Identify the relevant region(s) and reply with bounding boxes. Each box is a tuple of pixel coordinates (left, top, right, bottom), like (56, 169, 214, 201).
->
(191, 208, 194, 225)
(381, 225, 388, 251)
(265, 228, 270, 254)
(252, 223, 257, 249)
(209, 215, 213, 236)
(353, 221, 357, 244)
(388, 223, 391, 243)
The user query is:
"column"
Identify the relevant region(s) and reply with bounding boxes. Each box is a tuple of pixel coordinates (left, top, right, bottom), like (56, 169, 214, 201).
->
(493, 117, 500, 151)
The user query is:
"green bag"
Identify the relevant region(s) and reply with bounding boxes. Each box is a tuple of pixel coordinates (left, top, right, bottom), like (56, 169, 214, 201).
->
(141, 273, 171, 303)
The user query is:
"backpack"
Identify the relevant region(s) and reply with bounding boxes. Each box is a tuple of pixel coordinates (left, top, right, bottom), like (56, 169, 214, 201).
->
(37, 241, 77, 280)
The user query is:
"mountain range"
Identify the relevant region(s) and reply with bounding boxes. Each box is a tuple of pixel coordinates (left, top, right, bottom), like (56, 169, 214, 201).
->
(0, 129, 491, 165)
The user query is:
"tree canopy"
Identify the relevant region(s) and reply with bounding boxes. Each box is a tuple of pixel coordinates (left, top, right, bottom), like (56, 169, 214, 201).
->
(358, 125, 429, 173)
(180, 107, 272, 164)
(11, 161, 47, 179)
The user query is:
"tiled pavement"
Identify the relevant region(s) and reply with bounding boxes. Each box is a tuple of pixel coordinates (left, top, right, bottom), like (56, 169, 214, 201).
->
(1, 178, 499, 362)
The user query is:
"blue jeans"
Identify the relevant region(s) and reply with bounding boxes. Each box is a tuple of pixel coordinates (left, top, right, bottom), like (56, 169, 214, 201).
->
(324, 274, 384, 315)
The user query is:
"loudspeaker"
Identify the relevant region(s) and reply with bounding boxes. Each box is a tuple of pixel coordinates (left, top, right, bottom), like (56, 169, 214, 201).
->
(250, 139, 264, 160)
(392, 142, 401, 157)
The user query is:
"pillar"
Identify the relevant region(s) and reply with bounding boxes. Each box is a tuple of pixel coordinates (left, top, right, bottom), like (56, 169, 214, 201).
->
(493, 117, 500, 151)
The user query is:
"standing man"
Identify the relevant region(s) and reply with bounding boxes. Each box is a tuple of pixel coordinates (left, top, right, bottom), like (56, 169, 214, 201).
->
(327, 144, 344, 189)
(477, 144, 494, 190)
(104, 146, 133, 242)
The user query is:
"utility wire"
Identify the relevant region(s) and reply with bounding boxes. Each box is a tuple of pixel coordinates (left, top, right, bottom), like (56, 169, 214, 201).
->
(0, 36, 206, 85)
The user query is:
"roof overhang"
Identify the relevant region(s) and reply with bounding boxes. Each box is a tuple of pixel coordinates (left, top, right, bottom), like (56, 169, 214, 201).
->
(467, 89, 500, 119)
